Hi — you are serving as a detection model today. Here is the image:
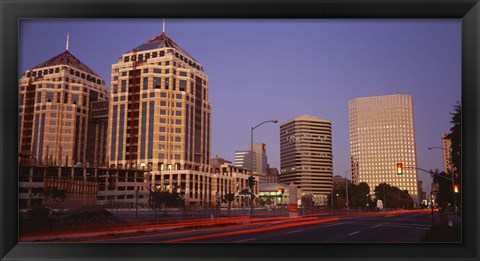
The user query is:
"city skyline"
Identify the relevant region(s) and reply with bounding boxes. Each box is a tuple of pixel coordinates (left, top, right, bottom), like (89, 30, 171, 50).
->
(19, 19, 461, 194)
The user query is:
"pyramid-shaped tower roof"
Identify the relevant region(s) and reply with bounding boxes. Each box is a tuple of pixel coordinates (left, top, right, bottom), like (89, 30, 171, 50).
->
(128, 32, 198, 62)
(33, 50, 99, 77)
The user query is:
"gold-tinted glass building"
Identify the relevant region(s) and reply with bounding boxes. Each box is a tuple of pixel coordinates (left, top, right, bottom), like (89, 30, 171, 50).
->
(348, 94, 419, 203)
(18, 50, 108, 167)
(280, 115, 333, 203)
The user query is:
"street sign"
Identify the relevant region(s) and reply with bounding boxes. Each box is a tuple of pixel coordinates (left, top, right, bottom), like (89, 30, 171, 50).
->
(377, 199, 384, 210)
(289, 203, 298, 213)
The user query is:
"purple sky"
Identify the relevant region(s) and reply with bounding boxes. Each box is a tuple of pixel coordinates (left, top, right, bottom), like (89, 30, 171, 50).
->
(19, 19, 461, 195)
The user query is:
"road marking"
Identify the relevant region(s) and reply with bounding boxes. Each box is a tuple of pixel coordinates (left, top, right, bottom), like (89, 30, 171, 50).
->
(286, 230, 303, 234)
(415, 227, 429, 230)
(234, 238, 256, 243)
(370, 224, 383, 229)
(324, 222, 349, 227)
(348, 231, 360, 236)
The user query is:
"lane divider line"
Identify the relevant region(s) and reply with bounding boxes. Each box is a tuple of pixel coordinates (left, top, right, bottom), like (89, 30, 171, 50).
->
(348, 231, 360, 236)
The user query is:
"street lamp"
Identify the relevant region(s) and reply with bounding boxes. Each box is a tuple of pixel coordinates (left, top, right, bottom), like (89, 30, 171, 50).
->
(345, 169, 350, 212)
(249, 119, 278, 217)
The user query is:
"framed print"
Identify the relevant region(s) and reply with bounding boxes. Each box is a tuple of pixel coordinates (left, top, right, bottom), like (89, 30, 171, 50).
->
(1, 0, 479, 260)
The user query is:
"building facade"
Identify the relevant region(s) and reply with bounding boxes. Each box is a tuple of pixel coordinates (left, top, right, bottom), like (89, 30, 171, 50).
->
(348, 94, 419, 204)
(253, 143, 268, 174)
(106, 32, 223, 206)
(441, 131, 453, 173)
(279, 115, 333, 204)
(234, 150, 254, 171)
(18, 50, 109, 167)
(265, 167, 280, 183)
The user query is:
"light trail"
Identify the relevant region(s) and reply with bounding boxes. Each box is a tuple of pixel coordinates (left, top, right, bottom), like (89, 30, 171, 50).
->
(165, 217, 340, 242)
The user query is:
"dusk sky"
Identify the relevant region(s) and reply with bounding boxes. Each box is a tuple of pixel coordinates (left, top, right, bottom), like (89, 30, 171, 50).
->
(19, 19, 461, 195)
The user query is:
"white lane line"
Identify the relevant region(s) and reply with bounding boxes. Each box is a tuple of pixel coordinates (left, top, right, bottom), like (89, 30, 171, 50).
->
(324, 222, 349, 227)
(348, 231, 360, 236)
(383, 224, 410, 228)
(415, 227, 429, 230)
(234, 238, 256, 243)
(370, 224, 383, 229)
(286, 230, 303, 234)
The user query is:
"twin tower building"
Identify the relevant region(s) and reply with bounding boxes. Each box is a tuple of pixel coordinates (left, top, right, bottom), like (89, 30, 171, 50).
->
(19, 29, 419, 206)
(19, 32, 229, 207)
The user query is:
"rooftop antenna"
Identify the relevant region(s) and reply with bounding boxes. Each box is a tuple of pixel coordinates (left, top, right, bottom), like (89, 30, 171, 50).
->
(66, 32, 70, 51)
(162, 19, 165, 33)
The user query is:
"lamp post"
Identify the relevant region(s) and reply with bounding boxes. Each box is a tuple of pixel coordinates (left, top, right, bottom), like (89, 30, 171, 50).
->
(250, 119, 278, 217)
(345, 169, 350, 212)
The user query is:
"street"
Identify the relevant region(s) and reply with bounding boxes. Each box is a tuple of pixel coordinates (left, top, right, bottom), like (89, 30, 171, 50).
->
(62, 209, 435, 243)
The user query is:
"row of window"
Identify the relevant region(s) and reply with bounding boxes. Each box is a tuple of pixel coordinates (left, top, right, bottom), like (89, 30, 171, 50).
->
(26, 66, 104, 85)
(122, 49, 203, 71)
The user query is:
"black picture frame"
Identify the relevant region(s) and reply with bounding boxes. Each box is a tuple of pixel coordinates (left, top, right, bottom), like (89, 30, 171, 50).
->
(1, 0, 478, 260)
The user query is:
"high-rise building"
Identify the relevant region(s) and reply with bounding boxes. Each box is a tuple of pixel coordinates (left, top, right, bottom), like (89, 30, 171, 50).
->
(107, 32, 211, 171)
(18, 47, 108, 167)
(107, 31, 221, 206)
(280, 115, 333, 203)
(234, 150, 254, 171)
(348, 94, 419, 203)
(441, 131, 453, 173)
(253, 143, 268, 174)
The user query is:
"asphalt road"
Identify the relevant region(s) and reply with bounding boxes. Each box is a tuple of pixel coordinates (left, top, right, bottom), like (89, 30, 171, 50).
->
(92, 210, 433, 243)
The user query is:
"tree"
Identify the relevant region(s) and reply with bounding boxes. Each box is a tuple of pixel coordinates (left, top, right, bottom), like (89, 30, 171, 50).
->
(224, 193, 235, 210)
(445, 103, 461, 210)
(149, 191, 181, 210)
(44, 187, 67, 213)
(374, 183, 414, 209)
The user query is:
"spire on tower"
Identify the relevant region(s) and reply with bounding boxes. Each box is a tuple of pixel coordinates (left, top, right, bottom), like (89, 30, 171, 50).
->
(66, 32, 70, 51)
(162, 19, 165, 33)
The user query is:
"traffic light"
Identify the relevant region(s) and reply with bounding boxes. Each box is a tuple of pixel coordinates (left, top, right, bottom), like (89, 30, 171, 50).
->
(396, 163, 403, 175)
(248, 176, 255, 188)
(454, 184, 459, 193)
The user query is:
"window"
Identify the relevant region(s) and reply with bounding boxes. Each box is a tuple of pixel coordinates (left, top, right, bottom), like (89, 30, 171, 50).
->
(143, 77, 149, 90)
(143, 68, 148, 73)
(153, 77, 161, 89)
(179, 71, 187, 77)
(160, 109, 166, 115)
(159, 127, 166, 132)
(165, 78, 169, 89)
(154, 68, 161, 74)
(160, 101, 167, 106)
(121, 80, 127, 92)
(36, 92, 42, 103)
(179, 80, 187, 91)
(165, 69, 170, 74)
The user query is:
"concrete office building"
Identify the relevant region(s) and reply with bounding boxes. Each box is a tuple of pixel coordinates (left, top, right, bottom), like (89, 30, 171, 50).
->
(441, 131, 453, 173)
(253, 143, 268, 174)
(348, 94, 419, 204)
(234, 150, 254, 171)
(18, 45, 109, 167)
(280, 115, 333, 204)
